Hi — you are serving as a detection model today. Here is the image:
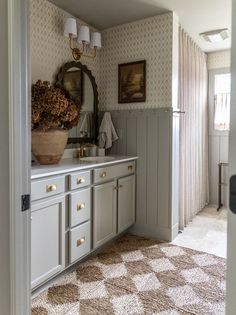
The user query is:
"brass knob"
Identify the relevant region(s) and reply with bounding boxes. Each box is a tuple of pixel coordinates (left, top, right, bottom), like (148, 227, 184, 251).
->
(119, 185, 123, 188)
(77, 237, 85, 247)
(77, 203, 85, 211)
(77, 177, 85, 184)
(100, 171, 107, 178)
(46, 184, 57, 192)
(128, 165, 133, 171)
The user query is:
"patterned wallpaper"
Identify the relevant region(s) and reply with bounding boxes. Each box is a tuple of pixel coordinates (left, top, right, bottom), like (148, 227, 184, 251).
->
(99, 13, 178, 110)
(172, 13, 179, 110)
(207, 50, 231, 70)
(30, 0, 100, 85)
(31, 1, 178, 110)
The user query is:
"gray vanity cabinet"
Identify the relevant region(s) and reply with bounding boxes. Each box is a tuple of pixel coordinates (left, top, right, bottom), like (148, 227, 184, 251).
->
(31, 157, 137, 289)
(118, 175, 135, 233)
(93, 180, 117, 248)
(31, 196, 65, 289)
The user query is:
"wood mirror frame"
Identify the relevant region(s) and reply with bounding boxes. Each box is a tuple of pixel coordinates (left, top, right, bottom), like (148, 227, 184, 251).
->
(56, 61, 98, 144)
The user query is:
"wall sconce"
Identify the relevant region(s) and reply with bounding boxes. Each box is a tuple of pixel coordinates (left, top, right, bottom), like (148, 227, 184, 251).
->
(64, 17, 102, 61)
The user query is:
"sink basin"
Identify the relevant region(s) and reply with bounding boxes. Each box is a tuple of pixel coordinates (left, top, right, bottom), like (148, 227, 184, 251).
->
(80, 156, 116, 163)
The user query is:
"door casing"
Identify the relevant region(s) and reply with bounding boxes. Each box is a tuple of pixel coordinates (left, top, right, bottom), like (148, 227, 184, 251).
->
(0, 0, 31, 314)
(226, 1, 236, 314)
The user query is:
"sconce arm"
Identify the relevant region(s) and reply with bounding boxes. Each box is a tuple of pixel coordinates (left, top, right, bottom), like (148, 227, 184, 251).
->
(68, 35, 97, 60)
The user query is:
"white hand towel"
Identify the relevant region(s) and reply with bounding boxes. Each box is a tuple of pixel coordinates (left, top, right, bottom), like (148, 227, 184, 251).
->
(79, 112, 92, 138)
(98, 112, 119, 149)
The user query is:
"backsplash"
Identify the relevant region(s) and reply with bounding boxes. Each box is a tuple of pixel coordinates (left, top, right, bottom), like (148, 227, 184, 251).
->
(207, 50, 231, 70)
(30, 0, 100, 85)
(99, 13, 179, 110)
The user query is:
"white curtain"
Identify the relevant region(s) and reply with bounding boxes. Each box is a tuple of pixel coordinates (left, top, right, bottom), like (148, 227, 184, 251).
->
(179, 28, 209, 230)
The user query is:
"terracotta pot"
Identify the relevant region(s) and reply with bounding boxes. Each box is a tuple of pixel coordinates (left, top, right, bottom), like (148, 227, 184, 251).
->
(32, 129, 68, 165)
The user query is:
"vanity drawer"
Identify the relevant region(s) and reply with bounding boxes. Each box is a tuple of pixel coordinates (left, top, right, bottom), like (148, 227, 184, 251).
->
(93, 161, 135, 184)
(69, 188, 91, 228)
(69, 171, 91, 190)
(69, 221, 91, 264)
(31, 176, 65, 201)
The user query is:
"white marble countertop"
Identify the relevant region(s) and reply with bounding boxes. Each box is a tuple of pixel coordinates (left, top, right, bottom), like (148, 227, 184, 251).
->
(31, 156, 138, 180)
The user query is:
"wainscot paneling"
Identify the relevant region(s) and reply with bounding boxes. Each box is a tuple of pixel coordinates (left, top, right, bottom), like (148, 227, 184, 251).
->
(100, 108, 179, 241)
(209, 135, 229, 207)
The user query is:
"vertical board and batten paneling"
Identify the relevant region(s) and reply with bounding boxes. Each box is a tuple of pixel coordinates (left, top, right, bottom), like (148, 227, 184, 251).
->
(146, 114, 159, 227)
(209, 135, 229, 206)
(100, 108, 178, 241)
(126, 115, 137, 156)
(136, 113, 148, 225)
(209, 136, 220, 205)
(171, 113, 180, 239)
(157, 110, 171, 230)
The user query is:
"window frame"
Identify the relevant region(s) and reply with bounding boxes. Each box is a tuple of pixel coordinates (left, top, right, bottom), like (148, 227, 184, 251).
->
(208, 67, 231, 136)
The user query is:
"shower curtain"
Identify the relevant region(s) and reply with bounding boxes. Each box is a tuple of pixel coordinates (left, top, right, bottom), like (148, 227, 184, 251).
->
(178, 28, 209, 230)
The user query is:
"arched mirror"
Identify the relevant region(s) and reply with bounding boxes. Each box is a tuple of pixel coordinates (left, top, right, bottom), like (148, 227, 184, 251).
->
(56, 61, 98, 144)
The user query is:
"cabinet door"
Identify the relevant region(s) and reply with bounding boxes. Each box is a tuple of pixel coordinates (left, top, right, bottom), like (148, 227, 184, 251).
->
(118, 175, 136, 233)
(93, 181, 117, 249)
(31, 196, 65, 289)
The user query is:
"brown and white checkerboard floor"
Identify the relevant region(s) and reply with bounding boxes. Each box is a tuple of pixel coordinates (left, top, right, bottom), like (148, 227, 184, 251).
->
(32, 235, 226, 315)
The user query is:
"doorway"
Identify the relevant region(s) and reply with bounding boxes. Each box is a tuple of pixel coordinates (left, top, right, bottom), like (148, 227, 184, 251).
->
(0, 0, 31, 314)
(1, 1, 235, 315)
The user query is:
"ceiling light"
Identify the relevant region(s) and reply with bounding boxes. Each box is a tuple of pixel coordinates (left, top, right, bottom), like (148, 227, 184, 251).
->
(200, 29, 230, 43)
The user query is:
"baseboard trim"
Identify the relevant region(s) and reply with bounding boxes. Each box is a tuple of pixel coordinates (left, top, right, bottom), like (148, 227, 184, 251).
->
(171, 222, 179, 241)
(130, 224, 173, 242)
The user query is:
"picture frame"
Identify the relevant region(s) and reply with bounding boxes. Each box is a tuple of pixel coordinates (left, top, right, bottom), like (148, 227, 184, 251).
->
(118, 60, 146, 103)
(62, 69, 83, 104)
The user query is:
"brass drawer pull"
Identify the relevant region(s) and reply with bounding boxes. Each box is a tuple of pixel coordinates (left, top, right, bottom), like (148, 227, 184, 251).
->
(76, 237, 85, 247)
(77, 177, 85, 184)
(46, 184, 57, 192)
(77, 203, 85, 211)
(100, 171, 107, 178)
(114, 185, 123, 190)
(128, 165, 133, 171)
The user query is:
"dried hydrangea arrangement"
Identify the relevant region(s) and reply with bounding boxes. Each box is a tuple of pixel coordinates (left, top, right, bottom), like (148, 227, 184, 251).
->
(32, 80, 80, 131)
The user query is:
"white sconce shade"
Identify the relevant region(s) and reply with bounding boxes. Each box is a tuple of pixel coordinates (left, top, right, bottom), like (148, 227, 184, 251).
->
(64, 18, 77, 38)
(90, 32, 102, 49)
(63, 19, 101, 60)
(78, 26, 90, 44)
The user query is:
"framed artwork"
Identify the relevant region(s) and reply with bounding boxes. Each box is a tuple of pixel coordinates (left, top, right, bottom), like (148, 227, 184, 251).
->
(118, 60, 146, 103)
(63, 69, 83, 104)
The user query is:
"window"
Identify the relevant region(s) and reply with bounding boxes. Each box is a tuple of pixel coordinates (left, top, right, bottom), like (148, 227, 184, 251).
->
(214, 73, 231, 130)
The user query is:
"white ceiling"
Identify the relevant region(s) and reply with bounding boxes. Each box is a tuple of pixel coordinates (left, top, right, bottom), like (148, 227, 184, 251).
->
(50, 0, 232, 52)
